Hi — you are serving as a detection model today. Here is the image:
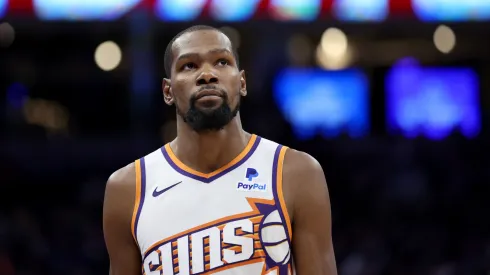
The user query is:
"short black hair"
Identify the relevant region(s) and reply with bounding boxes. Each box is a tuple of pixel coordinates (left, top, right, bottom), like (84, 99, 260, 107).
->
(164, 25, 239, 77)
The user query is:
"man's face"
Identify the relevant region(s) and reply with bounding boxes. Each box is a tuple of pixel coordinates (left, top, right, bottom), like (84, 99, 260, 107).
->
(163, 30, 246, 132)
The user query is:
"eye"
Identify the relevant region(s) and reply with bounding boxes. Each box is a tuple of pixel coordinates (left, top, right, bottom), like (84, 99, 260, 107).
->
(182, 63, 196, 70)
(216, 59, 229, 66)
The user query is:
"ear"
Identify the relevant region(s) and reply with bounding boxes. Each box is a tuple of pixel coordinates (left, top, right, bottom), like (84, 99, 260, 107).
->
(162, 78, 174, 105)
(239, 70, 247, 97)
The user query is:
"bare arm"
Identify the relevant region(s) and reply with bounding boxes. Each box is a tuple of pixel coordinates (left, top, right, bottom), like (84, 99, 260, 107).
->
(103, 163, 142, 275)
(283, 150, 338, 275)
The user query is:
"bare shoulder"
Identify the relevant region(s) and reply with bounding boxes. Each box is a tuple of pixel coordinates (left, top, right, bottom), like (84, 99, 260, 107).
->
(104, 163, 143, 275)
(107, 162, 136, 190)
(282, 148, 327, 195)
(283, 148, 324, 178)
(104, 162, 137, 227)
(281, 148, 329, 221)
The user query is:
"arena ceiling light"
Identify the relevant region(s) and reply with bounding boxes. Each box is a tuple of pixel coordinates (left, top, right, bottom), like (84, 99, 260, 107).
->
(95, 41, 122, 71)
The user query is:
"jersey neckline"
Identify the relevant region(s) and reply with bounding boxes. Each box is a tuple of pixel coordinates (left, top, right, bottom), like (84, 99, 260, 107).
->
(161, 134, 261, 183)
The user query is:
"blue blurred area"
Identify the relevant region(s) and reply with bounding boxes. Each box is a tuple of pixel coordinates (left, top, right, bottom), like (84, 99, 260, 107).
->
(333, 0, 389, 22)
(412, 0, 490, 21)
(386, 59, 480, 139)
(32, 0, 143, 20)
(6, 83, 29, 109)
(155, 0, 206, 21)
(209, 0, 261, 21)
(0, 0, 6, 18)
(274, 68, 369, 139)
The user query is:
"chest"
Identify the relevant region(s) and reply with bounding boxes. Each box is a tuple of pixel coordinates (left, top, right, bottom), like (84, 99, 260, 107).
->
(138, 165, 275, 245)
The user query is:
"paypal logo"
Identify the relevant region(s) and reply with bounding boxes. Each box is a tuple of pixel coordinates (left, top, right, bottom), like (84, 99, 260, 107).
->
(245, 168, 259, 181)
(236, 182, 267, 192)
(237, 168, 265, 192)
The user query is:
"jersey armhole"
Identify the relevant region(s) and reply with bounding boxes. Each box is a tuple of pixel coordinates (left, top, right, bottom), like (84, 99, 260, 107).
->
(131, 158, 146, 247)
(273, 145, 293, 241)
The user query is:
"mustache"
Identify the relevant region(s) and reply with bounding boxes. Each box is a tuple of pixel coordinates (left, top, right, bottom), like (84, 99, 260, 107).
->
(194, 85, 227, 98)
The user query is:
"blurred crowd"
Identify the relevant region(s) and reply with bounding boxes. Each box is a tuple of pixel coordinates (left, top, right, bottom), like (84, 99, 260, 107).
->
(1, 134, 489, 275)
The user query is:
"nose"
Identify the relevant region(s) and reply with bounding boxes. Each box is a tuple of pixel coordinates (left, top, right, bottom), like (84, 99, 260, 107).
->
(196, 65, 218, 85)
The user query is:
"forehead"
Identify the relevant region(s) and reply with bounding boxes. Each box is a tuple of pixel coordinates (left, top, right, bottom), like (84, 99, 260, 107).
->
(172, 30, 233, 58)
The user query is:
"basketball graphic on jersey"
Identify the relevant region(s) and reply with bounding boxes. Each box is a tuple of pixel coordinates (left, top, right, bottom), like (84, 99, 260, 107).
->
(260, 209, 291, 265)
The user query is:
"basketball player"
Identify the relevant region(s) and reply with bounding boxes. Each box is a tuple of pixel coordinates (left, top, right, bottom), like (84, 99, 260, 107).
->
(103, 25, 337, 275)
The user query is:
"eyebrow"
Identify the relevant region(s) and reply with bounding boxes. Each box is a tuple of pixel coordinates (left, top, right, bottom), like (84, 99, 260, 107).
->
(175, 48, 232, 63)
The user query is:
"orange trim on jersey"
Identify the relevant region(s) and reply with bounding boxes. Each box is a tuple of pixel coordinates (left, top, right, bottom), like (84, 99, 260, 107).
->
(143, 197, 274, 257)
(164, 134, 258, 178)
(131, 159, 142, 244)
(277, 146, 293, 240)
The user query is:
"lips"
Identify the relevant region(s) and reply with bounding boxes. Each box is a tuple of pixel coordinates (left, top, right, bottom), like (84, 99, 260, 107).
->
(196, 89, 223, 99)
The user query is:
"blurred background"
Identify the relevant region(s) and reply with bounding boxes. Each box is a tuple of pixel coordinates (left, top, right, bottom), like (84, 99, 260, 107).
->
(1, 0, 490, 274)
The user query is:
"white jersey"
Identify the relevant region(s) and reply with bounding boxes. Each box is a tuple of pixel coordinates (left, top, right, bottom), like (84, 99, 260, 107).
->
(131, 135, 295, 275)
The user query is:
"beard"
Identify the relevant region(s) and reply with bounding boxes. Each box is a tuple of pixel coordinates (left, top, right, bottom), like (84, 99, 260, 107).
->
(176, 88, 240, 132)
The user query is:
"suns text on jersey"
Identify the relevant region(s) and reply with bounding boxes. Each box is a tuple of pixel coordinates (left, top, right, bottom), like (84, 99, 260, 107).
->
(142, 216, 265, 275)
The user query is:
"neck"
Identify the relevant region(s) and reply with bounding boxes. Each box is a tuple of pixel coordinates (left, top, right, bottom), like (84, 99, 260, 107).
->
(170, 113, 251, 173)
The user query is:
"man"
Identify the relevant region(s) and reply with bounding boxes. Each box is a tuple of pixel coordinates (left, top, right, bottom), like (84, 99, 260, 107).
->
(103, 25, 337, 275)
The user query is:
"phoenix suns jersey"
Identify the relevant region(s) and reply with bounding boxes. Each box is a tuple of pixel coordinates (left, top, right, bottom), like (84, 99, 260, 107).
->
(131, 134, 295, 275)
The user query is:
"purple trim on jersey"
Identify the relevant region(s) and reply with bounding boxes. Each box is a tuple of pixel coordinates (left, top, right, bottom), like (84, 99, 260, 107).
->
(134, 157, 146, 247)
(262, 222, 284, 227)
(161, 136, 262, 183)
(271, 145, 292, 241)
(269, 144, 293, 274)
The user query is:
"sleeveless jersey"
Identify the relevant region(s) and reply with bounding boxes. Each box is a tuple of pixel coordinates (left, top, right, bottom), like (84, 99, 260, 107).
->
(131, 135, 295, 275)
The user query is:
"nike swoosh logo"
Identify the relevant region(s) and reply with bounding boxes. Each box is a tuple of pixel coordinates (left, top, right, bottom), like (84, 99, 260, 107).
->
(153, 181, 182, 197)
